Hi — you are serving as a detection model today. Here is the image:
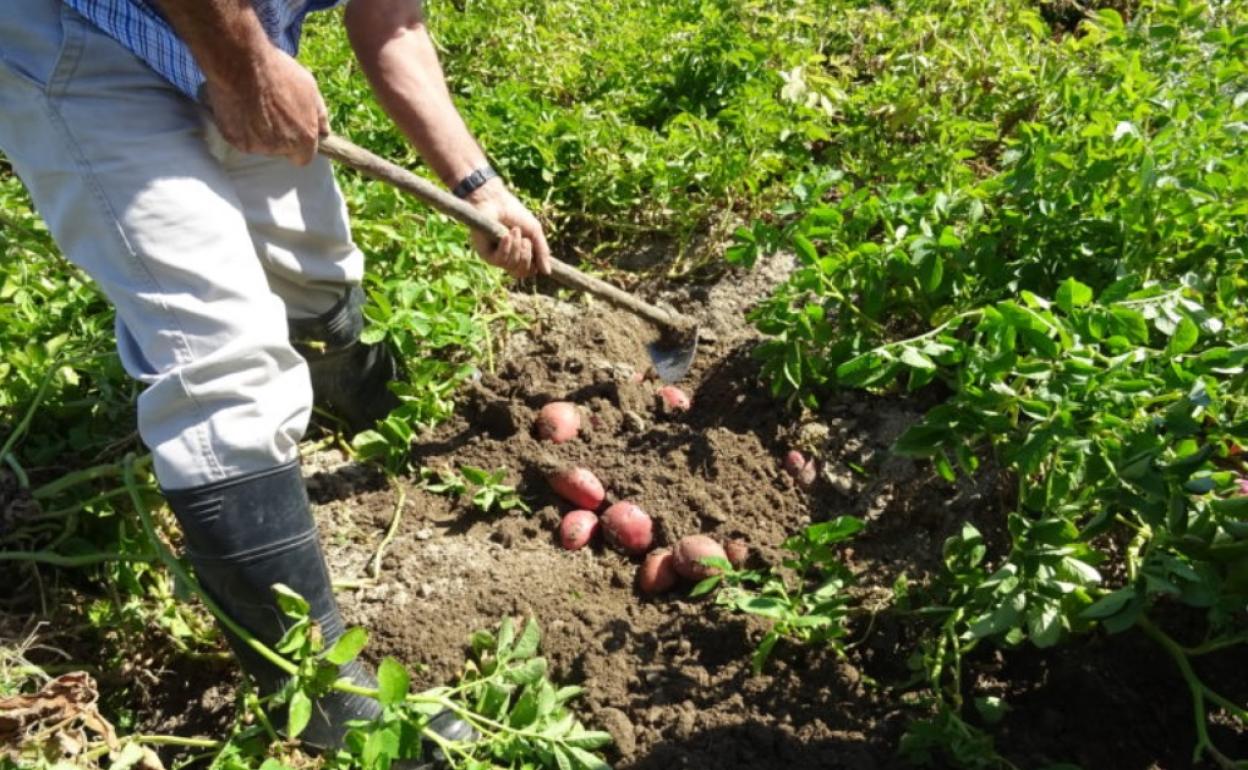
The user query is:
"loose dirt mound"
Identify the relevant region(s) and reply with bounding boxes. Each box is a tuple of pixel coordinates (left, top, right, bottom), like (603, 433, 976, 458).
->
(306, 254, 897, 767)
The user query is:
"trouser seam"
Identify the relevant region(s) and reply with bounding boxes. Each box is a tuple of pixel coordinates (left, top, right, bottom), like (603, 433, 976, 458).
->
(45, 5, 85, 99)
(38, 90, 228, 482)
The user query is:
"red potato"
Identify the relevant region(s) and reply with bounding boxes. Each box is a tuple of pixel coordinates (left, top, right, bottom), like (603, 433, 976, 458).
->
(637, 549, 678, 594)
(559, 510, 599, 550)
(657, 385, 691, 412)
(783, 449, 817, 488)
(548, 466, 606, 510)
(672, 534, 728, 581)
(600, 501, 654, 556)
(535, 401, 580, 443)
(724, 539, 749, 569)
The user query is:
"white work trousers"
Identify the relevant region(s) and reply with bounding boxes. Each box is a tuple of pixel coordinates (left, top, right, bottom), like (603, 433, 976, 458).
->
(0, 0, 365, 489)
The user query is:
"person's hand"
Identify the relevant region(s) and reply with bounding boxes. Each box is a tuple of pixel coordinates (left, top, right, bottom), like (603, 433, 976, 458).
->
(466, 179, 552, 279)
(202, 47, 328, 166)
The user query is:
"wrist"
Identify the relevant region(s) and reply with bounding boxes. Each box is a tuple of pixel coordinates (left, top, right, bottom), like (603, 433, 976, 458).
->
(198, 21, 273, 88)
(454, 165, 501, 200)
(464, 177, 507, 206)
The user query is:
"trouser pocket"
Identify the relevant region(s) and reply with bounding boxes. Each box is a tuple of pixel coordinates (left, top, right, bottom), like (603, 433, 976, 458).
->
(0, 0, 85, 94)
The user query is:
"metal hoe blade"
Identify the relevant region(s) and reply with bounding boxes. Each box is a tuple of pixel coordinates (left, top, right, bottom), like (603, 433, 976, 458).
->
(648, 326, 699, 383)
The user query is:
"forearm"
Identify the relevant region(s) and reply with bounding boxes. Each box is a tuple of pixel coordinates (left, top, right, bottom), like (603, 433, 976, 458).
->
(345, 0, 488, 188)
(150, 0, 273, 88)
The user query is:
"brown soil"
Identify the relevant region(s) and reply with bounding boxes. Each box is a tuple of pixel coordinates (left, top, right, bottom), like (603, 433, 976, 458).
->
(298, 253, 1246, 769)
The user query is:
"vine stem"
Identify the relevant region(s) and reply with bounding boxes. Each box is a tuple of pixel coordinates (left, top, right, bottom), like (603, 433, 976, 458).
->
(0, 550, 155, 567)
(1185, 632, 1248, 657)
(33, 455, 152, 500)
(369, 477, 407, 580)
(134, 735, 221, 749)
(0, 358, 61, 463)
(4, 453, 29, 488)
(1138, 617, 1245, 770)
(861, 309, 984, 359)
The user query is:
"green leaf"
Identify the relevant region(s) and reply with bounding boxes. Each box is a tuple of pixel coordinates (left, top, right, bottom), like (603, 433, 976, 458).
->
(1028, 603, 1062, 648)
(1095, 7, 1125, 31)
(1211, 495, 1248, 517)
(974, 696, 1008, 726)
(287, 690, 312, 738)
(554, 685, 584, 704)
(363, 725, 400, 770)
(506, 657, 548, 686)
(512, 618, 542, 660)
(324, 627, 368, 666)
(751, 631, 781, 673)
(564, 730, 613, 750)
(835, 352, 895, 388)
(792, 233, 819, 265)
(535, 681, 558, 717)
(271, 584, 310, 618)
(1082, 588, 1136, 620)
(900, 347, 936, 371)
(689, 575, 721, 597)
(497, 617, 517, 656)
(377, 657, 410, 708)
(1167, 316, 1199, 356)
(567, 746, 611, 770)
(918, 252, 943, 294)
(1055, 278, 1093, 313)
(275, 621, 309, 655)
(735, 595, 789, 620)
(937, 226, 961, 249)
(804, 516, 865, 544)
(509, 688, 539, 728)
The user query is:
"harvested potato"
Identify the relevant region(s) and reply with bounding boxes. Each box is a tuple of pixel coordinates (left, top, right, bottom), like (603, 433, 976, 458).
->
(637, 548, 677, 594)
(559, 510, 599, 550)
(783, 449, 817, 487)
(600, 501, 653, 555)
(672, 534, 728, 580)
(657, 385, 691, 412)
(548, 466, 606, 510)
(535, 401, 580, 443)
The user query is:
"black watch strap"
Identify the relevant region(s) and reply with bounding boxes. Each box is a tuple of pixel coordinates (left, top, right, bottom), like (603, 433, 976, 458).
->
(451, 166, 500, 199)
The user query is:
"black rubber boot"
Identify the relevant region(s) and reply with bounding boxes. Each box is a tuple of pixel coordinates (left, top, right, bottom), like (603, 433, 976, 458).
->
(288, 286, 401, 435)
(163, 461, 381, 748)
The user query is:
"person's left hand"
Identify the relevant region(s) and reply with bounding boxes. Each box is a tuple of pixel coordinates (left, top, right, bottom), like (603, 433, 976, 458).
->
(466, 179, 552, 280)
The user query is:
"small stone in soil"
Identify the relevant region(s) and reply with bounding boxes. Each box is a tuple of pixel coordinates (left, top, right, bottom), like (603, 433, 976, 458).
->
(621, 410, 648, 433)
(415, 527, 433, 540)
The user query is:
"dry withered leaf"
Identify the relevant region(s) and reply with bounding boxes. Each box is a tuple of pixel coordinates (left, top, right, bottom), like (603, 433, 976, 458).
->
(0, 671, 118, 760)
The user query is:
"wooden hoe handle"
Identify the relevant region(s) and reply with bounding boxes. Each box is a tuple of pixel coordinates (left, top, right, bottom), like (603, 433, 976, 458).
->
(318, 135, 696, 334)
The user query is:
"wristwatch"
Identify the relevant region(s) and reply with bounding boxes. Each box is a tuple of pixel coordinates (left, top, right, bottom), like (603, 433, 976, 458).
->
(452, 165, 500, 199)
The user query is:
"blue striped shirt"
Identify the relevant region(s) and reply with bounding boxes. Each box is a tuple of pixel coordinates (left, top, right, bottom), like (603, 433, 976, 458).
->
(63, 0, 346, 99)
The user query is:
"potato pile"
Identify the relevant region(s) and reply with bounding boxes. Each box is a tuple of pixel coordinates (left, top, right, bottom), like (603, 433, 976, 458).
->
(533, 392, 749, 595)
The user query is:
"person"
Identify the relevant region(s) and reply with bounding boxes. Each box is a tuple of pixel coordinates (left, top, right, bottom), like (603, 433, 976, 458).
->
(0, 0, 551, 750)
